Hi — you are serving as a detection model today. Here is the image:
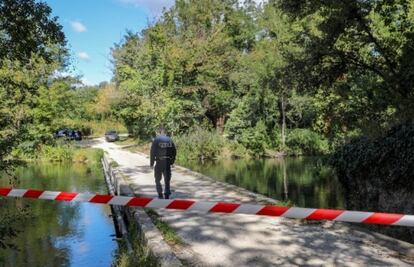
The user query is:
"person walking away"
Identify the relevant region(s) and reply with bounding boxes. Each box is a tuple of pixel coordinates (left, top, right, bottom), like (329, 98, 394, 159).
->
(150, 127, 176, 199)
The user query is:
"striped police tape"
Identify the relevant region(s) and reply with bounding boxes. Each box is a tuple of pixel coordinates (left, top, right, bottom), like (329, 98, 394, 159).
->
(1, 187, 413, 227)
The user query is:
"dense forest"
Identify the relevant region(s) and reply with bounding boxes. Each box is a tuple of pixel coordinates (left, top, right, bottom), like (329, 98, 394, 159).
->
(0, 0, 413, 245)
(110, 0, 414, 159)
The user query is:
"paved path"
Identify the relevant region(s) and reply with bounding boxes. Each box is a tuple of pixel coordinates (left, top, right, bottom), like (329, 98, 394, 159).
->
(94, 139, 414, 266)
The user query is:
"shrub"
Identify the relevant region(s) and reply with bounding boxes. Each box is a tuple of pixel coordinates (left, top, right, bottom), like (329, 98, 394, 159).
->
(330, 122, 414, 243)
(238, 121, 269, 156)
(174, 127, 224, 163)
(286, 128, 329, 155)
(222, 141, 250, 159)
(72, 150, 88, 163)
(39, 144, 73, 162)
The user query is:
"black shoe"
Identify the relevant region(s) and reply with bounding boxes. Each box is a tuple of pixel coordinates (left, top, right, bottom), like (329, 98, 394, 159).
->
(164, 194, 170, 199)
(158, 194, 164, 199)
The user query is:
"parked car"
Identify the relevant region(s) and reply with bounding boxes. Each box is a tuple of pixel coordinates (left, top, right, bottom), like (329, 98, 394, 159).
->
(71, 130, 82, 141)
(54, 128, 82, 141)
(105, 130, 119, 142)
(55, 128, 69, 138)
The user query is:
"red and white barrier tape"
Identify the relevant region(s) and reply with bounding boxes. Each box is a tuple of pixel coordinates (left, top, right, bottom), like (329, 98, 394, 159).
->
(1, 187, 413, 227)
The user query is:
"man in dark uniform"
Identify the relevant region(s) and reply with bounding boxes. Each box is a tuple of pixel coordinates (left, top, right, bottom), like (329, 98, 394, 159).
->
(150, 126, 176, 199)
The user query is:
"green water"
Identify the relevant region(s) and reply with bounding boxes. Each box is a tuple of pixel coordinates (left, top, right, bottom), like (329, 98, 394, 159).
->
(0, 162, 117, 267)
(181, 157, 345, 209)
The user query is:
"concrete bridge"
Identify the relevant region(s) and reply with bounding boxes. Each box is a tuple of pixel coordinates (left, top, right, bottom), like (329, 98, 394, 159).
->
(94, 138, 414, 266)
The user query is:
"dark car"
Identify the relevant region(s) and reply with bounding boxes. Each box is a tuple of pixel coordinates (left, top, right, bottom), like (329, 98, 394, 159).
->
(71, 130, 82, 141)
(54, 129, 82, 141)
(55, 128, 69, 138)
(105, 130, 119, 142)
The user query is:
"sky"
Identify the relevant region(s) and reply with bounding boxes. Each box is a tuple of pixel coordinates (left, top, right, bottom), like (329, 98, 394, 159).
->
(45, 0, 175, 85)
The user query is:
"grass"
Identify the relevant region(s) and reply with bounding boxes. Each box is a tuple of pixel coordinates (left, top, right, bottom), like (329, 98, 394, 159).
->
(72, 148, 104, 163)
(112, 221, 159, 267)
(274, 199, 294, 207)
(37, 143, 104, 163)
(124, 141, 151, 155)
(145, 209, 183, 245)
(110, 160, 120, 168)
(114, 137, 137, 146)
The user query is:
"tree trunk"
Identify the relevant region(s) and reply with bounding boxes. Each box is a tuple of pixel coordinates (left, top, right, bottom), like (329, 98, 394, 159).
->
(281, 94, 286, 148)
(216, 115, 225, 134)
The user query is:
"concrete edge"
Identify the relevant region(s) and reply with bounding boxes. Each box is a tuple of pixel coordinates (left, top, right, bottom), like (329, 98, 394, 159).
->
(106, 154, 183, 267)
(129, 207, 183, 267)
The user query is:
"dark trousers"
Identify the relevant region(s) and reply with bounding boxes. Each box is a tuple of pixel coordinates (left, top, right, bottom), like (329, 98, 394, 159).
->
(154, 159, 171, 197)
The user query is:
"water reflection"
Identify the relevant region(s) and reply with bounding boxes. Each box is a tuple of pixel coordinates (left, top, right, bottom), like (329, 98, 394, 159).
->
(0, 162, 117, 267)
(181, 157, 344, 209)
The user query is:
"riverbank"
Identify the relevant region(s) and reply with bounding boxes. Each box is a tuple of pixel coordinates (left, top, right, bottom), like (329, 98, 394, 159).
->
(94, 138, 414, 266)
(115, 127, 329, 162)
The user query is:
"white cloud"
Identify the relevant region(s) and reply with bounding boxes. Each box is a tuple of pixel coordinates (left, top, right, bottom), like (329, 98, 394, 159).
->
(77, 52, 90, 61)
(81, 77, 95, 86)
(118, 0, 174, 15)
(70, 21, 87, 33)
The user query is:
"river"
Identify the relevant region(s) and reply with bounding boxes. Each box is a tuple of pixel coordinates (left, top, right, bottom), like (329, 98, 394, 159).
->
(0, 162, 117, 266)
(0, 156, 344, 266)
(181, 156, 345, 209)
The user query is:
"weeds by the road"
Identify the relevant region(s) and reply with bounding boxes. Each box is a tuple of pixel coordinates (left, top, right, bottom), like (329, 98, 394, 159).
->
(37, 144, 104, 164)
(145, 209, 183, 245)
(110, 160, 120, 168)
(112, 220, 159, 267)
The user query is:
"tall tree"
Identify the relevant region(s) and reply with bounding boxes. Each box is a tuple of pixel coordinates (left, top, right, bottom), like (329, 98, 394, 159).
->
(0, 0, 66, 171)
(0, 0, 67, 64)
(279, 0, 414, 122)
(0, 0, 67, 248)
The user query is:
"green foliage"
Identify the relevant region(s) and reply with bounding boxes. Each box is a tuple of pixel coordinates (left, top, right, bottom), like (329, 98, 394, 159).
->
(286, 129, 329, 156)
(145, 209, 183, 245)
(0, 0, 67, 173)
(237, 121, 270, 156)
(279, 0, 414, 123)
(0, 205, 31, 249)
(330, 122, 414, 197)
(73, 148, 104, 163)
(223, 141, 250, 159)
(30, 79, 75, 142)
(36, 144, 103, 163)
(0, 0, 66, 63)
(39, 144, 73, 162)
(330, 121, 414, 242)
(110, 0, 414, 157)
(111, 1, 257, 137)
(174, 127, 224, 163)
(112, 221, 159, 267)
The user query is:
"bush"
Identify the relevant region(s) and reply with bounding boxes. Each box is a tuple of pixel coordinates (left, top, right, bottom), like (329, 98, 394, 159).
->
(174, 127, 224, 163)
(330, 122, 414, 243)
(286, 128, 329, 155)
(238, 121, 269, 156)
(39, 144, 73, 162)
(38, 143, 103, 163)
(222, 141, 250, 159)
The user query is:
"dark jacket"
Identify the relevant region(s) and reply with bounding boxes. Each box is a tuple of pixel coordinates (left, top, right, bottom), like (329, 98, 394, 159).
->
(150, 134, 176, 167)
